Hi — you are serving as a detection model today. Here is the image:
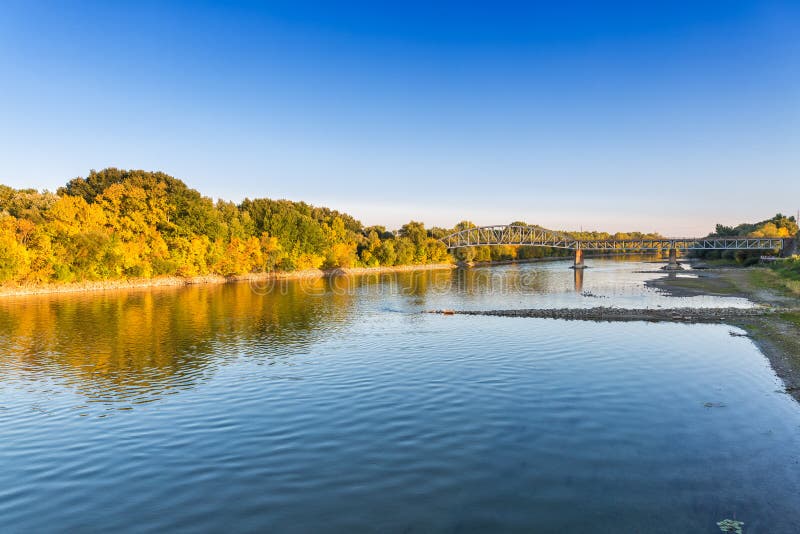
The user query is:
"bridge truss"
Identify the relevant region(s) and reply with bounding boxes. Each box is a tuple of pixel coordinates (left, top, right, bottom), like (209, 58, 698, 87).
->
(441, 225, 786, 252)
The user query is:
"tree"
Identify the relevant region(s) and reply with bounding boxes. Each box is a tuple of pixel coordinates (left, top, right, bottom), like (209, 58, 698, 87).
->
(399, 221, 427, 246)
(0, 215, 31, 281)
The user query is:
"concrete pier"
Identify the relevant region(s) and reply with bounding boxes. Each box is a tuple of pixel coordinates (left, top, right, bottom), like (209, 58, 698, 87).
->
(663, 248, 683, 270)
(571, 248, 586, 269)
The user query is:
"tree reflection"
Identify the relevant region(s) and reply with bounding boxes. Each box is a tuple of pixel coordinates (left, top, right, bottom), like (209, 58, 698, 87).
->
(574, 268, 584, 293)
(0, 279, 358, 406)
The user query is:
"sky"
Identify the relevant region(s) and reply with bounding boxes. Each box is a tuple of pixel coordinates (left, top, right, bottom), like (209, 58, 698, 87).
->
(0, 1, 798, 235)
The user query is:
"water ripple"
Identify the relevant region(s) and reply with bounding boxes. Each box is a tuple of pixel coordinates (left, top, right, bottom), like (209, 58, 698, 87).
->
(1, 261, 800, 532)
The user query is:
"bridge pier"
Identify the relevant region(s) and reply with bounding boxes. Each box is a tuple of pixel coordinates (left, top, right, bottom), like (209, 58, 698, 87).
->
(571, 248, 586, 270)
(663, 248, 683, 270)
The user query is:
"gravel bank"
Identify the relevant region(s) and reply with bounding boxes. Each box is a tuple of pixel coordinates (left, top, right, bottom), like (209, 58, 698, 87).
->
(429, 306, 788, 323)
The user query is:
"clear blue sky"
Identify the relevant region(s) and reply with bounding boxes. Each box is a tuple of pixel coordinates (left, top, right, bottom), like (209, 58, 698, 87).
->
(1, 1, 798, 235)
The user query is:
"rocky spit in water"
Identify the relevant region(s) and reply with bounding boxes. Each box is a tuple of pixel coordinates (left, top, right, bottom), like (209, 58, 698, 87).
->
(428, 306, 795, 324)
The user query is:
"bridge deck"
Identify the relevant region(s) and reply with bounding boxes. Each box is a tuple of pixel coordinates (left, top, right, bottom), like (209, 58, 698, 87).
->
(441, 225, 785, 251)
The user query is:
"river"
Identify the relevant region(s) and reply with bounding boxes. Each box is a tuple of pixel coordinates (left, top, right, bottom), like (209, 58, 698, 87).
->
(1, 258, 799, 532)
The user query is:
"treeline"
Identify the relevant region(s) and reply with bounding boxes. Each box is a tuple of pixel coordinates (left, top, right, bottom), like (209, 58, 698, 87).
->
(710, 214, 797, 239)
(693, 213, 798, 265)
(0, 169, 675, 285)
(0, 169, 451, 284)
(3, 169, 794, 285)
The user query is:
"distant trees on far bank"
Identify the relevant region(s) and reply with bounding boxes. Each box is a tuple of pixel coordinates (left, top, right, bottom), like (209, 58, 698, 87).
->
(692, 214, 798, 265)
(1, 169, 795, 284)
(711, 214, 798, 239)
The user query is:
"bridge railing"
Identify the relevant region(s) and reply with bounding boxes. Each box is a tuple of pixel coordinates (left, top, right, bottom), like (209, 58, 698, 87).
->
(576, 237, 785, 251)
(442, 225, 577, 250)
(441, 225, 785, 252)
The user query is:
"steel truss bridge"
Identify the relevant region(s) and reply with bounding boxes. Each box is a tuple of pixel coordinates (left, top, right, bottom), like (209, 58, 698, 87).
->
(440, 225, 786, 252)
(441, 225, 787, 269)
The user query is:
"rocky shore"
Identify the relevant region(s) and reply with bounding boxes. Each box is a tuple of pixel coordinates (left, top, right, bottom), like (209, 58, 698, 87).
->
(429, 306, 788, 323)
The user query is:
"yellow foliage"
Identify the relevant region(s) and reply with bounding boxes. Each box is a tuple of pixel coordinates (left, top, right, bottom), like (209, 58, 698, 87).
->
(749, 223, 791, 238)
(295, 253, 325, 270)
(214, 236, 264, 276)
(47, 195, 106, 237)
(0, 217, 31, 282)
(259, 233, 284, 271)
(326, 242, 358, 268)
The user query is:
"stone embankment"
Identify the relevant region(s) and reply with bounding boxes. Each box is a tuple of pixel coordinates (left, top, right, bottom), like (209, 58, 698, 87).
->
(430, 306, 794, 324)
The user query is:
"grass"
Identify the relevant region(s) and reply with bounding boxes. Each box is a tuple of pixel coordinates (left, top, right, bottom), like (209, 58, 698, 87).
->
(778, 311, 800, 328)
(748, 265, 800, 298)
(769, 257, 800, 293)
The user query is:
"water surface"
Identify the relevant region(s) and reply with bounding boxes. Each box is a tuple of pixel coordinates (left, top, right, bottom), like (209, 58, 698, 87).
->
(2, 259, 799, 532)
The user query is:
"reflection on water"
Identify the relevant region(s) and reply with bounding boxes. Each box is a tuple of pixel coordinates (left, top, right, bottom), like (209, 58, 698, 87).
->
(574, 266, 584, 292)
(0, 279, 359, 408)
(0, 258, 756, 409)
(1, 258, 798, 532)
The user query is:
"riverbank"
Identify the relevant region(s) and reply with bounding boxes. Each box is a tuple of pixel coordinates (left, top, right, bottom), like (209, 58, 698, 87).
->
(0, 262, 456, 297)
(431, 264, 800, 401)
(647, 266, 800, 400)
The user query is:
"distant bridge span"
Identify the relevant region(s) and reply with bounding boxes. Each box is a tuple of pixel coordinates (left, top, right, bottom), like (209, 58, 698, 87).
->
(440, 225, 788, 269)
